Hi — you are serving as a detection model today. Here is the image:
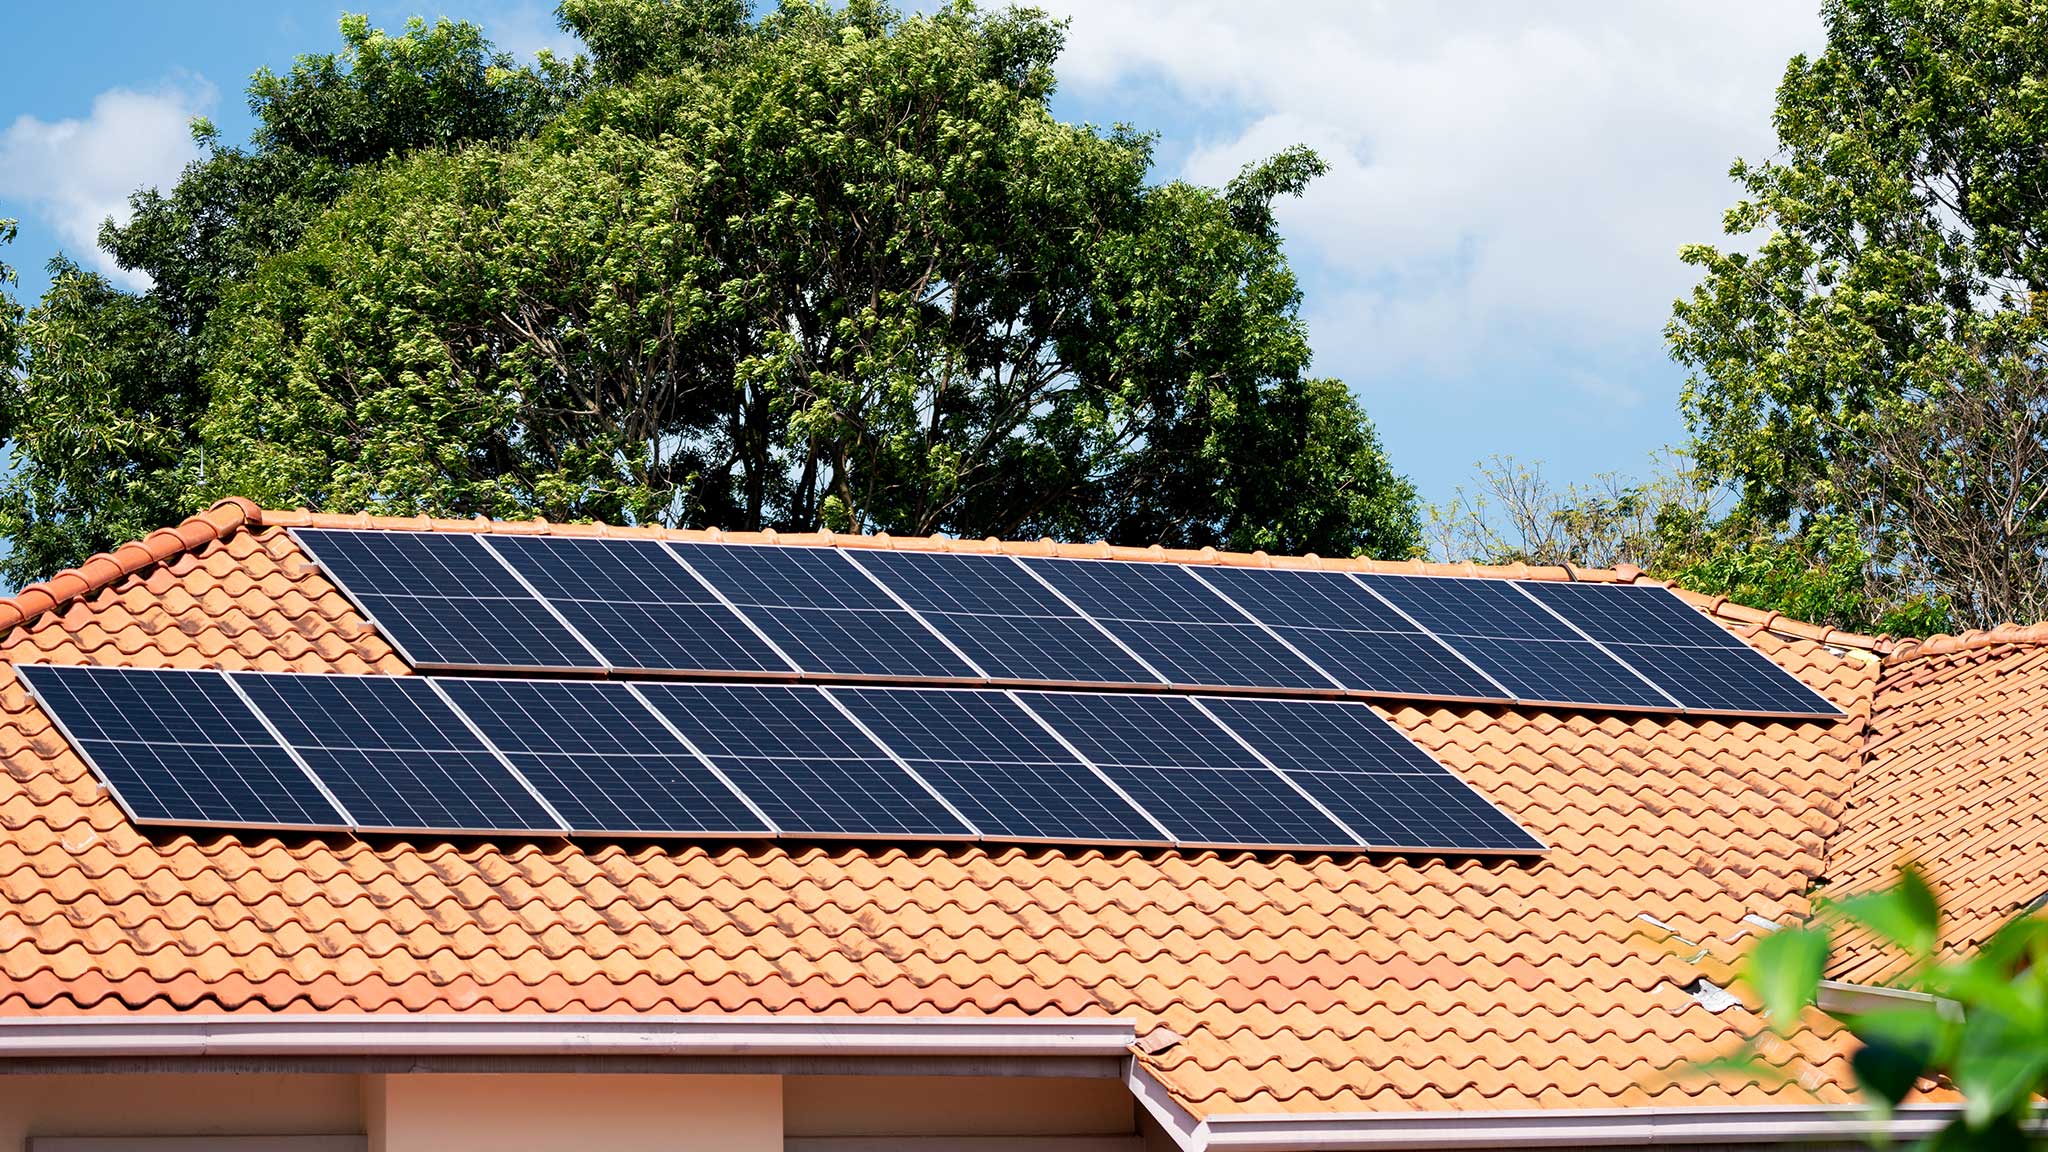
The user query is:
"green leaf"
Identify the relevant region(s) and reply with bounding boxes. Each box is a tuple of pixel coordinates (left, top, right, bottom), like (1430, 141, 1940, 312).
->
(1745, 925, 1829, 1034)
(1850, 1034, 1931, 1110)
(1831, 868, 1940, 960)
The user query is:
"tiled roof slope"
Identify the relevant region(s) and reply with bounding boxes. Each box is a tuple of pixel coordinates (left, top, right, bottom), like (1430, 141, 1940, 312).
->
(0, 502, 1888, 1114)
(1824, 637, 2048, 984)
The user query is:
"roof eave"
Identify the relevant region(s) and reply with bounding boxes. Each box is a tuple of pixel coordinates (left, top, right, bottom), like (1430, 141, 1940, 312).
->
(1191, 1103, 1962, 1151)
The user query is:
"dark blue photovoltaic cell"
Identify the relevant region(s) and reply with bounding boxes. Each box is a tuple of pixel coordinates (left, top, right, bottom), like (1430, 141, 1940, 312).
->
(1355, 574, 1674, 709)
(235, 674, 563, 833)
(634, 684, 970, 837)
(1199, 567, 1501, 699)
(1198, 696, 1543, 852)
(436, 678, 770, 835)
(1518, 582, 1840, 716)
(486, 536, 788, 674)
(669, 544, 975, 678)
(852, 551, 1158, 685)
(19, 665, 345, 828)
(1021, 559, 1334, 690)
(831, 688, 1166, 843)
(292, 528, 601, 671)
(1016, 692, 1353, 847)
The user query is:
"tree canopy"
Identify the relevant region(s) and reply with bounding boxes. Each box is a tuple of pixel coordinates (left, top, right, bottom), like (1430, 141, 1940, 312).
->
(1669, 0, 2048, 632)
(0, 0, 1419, 588)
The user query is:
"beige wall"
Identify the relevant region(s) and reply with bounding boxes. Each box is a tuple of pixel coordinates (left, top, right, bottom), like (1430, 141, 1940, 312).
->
(369, 1074, 781, 1152)
(784, 1076, 1133, 1139)
(0, 1075, 361, 1147)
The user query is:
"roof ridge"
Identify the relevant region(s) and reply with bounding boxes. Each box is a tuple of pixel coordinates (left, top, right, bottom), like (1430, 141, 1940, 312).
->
(1880, 622, 2048, 664)
(0, 497, 261, 638)
(0, 497, 1908, 656)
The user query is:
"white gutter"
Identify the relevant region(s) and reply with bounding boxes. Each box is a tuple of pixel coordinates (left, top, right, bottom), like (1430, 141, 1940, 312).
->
(0, 1014, 1136, 1061)
(1818, 977, 1962, 1021)
(1129, 1064, 1958, 1152)
(1193, 1103, 1962, 1149)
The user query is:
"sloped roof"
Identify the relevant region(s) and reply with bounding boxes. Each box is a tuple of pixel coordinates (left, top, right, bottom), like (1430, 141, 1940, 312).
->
(0, 498, 2007, 1118)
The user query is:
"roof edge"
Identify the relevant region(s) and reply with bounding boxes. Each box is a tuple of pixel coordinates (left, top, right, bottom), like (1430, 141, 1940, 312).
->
(0, 497, 1900, 657)
(0, 1012, 1138, 1061)
(0, 497, 261, 638)
(1192, 1102, 1962, 1150)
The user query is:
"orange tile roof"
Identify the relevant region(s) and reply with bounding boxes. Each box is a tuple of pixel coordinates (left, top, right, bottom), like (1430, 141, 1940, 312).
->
(0, 498, 2022, 1118)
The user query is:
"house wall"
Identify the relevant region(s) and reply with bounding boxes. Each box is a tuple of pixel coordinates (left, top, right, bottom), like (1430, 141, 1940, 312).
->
(0, 1072, 1136, 1151)
(0, 1074, 361, 1147)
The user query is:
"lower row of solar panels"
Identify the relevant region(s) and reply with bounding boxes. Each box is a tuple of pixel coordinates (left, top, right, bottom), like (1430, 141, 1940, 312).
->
(21, 664, 1543, 854)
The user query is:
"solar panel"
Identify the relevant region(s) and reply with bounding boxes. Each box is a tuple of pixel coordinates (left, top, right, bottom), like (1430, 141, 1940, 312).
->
(19, 665, 346, 829)
(669, 543, 976, 678)
(1020, 559, 1336, 691)
(1354, 574, 1676, 710)
(485, 536, 790, 674)
(1198, 567, 1503, 700)
(435, 678, 772, 835)
(1015, 691, 1354, 848)
(1197, 696, 1543, 852)
(234, 673, 565, 833)
(1517, 582, 1840, 717)
(850, 551, 1159, 685)
(292, 528, 603, 671)
(831, 688, 1168, 843)
(633, 683, 972, 837)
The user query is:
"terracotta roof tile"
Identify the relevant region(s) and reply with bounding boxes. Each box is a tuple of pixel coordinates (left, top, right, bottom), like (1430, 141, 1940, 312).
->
(0, 501, 2014, 1118)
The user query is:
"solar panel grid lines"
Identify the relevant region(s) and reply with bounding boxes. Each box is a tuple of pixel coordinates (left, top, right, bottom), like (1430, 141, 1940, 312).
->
(655, 540, 808, 675)
(848, 549, 1166, 686)
(1003, 555, 1175, 685)
(1196, 695, 1546, 854)
(1001, 689, 1180, 843)
(217, 671, 358, 827)
(632, 682, 975, 838)
(1353, 572, 1677, 711)
(815, 686, 987, 837)
(1196, 566, 1509, 702)
(1182, 695, 1367, 848)
(1178, 566, 1351, 692)
(1019, 557, 1342, 692)
(1516, 581, 1843, 718)
(468, 535, 616, 671)
(434, 678, 773, 837)
(1505, 580, 1685, 712)
(232, 672, 568, 835)
(1013, 690, 1358, 850)
(831, 686, 1172, 845)
(833, 550, 996, 679)
(289, 528, 608, 673)
(483, 535, 793, 676)
(617, 680, 784, 834)
(668, 542, 981, 680)
(419, 677, 579, 834)
(17, 664, 351, 830)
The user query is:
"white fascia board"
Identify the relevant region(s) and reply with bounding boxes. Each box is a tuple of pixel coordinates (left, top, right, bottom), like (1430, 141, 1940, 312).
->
(1818, 978, 1963, 1021)
(1192, 1103, 1963, 1150)
(0, 1014, 1137, 1061)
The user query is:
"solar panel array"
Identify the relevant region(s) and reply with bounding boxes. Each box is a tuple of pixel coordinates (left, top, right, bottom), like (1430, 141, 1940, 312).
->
(290, 529, 1840, 718)
(21, 666, 1541, 854)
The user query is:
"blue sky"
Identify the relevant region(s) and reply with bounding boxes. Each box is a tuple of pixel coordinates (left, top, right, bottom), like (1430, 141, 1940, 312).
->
(0, 2, 1823, 510)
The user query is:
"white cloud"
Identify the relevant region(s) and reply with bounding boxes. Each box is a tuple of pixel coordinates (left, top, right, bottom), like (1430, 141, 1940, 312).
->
(0, 78, 215, 289)
(1038, 2, 1821, 387)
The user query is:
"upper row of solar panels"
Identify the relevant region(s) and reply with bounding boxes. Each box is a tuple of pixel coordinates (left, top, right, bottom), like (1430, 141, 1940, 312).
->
(20, 664, 1542, 854)
(291, 528, 1841, 719)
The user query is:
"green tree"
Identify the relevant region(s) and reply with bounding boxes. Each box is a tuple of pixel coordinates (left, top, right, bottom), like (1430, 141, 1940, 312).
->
(1669, 0, 2048, 631)
(1744, 867, 2048, 1149)
(196, 1, 1418, 555)
(0, 2, 1418, 583)
(0, 15, 578, 588)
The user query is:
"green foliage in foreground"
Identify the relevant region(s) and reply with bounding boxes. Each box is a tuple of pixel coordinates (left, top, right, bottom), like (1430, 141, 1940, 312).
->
(0, 1, 1420, 587)
(1744, 867, 2048, 1149)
